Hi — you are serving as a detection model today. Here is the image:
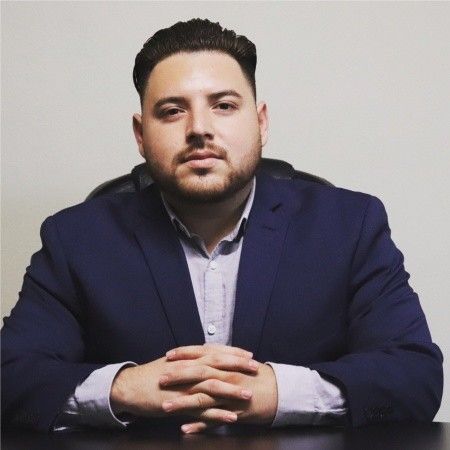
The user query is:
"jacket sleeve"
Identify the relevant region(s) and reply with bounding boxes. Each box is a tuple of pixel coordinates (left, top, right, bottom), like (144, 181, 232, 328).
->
(309, 195, 443, 426)
(1, 216, 103, 431)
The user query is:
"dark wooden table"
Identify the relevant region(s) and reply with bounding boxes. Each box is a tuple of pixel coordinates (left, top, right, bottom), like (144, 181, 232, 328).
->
(2, 422, 449, 450)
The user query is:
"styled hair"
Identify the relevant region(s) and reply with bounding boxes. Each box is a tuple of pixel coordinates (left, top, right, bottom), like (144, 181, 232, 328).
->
(133, 18, 257, 104)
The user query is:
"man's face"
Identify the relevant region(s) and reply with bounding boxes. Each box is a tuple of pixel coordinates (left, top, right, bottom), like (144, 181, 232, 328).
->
(133, 51, 268, 204)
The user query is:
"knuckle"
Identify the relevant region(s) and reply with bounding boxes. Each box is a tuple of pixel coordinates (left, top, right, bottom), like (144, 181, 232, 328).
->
(196, 393, 207, 408)
(207, 343, 218, 349)
(208, 379, 221, 392)
(163, 371, 174, 381)
(228, 355, 238, 367)
(203, 344, 213, 354)
(199, 365, 209, 380)
(210, 354, 221, 365)
(201, 408, 216, 420)
(237, 356, 247, 367)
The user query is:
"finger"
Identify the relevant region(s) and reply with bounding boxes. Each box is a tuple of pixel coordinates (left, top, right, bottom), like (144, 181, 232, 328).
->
(189, 379, 253, 401)
(198, 408, 238, 424)
(160, 359, 256, 387)
(162, 392, 216, 413)
(160, 365, 221, 386)
(181, 422, 209, 434)
(166, 344, 253, 361)
(200, 353, 259, 373)
(181, 408, 238, 434)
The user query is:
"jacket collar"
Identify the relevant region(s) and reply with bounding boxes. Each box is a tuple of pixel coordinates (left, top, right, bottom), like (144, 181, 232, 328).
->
(159, 177, 256, 245)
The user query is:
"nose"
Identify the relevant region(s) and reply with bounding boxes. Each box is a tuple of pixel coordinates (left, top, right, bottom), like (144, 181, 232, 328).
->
(186, 107, 214, 146)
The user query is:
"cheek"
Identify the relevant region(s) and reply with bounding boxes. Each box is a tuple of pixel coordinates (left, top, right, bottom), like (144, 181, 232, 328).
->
(224, 119, 261, 161)
(143, 124, 182, 161)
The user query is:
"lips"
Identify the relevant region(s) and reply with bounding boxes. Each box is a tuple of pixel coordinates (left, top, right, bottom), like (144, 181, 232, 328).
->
(183, 151, 223, 170)
(184, 151, 222, 162)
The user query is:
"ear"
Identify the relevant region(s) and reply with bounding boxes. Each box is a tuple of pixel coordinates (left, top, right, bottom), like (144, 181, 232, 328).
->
(132, 113, 145, 158)
(256, 101, 269, 147)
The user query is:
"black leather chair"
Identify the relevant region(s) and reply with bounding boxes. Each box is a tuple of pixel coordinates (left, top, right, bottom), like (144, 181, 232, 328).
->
(86, 158, 333, 200)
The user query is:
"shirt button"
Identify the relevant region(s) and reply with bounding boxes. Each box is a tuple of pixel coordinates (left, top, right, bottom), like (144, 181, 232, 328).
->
(209, 261, 218, 270)
(207, 324, 216, 335)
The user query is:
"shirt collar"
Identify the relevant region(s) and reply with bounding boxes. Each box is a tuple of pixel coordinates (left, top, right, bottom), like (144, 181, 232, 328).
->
(160, 177, 256, 243)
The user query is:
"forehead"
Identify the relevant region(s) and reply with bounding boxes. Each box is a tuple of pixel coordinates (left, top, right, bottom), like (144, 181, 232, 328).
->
(145, 51, 251, 101)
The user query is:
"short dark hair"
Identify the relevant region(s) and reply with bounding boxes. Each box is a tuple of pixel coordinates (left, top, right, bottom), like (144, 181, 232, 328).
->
(133, 18, 257, 104)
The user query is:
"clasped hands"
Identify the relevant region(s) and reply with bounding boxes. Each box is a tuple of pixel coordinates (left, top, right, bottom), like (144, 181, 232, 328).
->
(110, 343, 278, 434)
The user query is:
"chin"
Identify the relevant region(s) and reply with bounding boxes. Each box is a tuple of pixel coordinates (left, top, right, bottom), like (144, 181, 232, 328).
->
(175, 176, 235, 203)
(167, 170, 251, 204)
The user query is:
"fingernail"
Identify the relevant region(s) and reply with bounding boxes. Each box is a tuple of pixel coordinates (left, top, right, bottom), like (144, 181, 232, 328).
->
(181, 424, 192, 433)
(159, 375, 169, 385)
(241, 389, 252, 399)
(246, 351, 254, 358)
(249, 360, 259, 369)
(225, 413, 238, 422)
(162, 401, 173, 412)
(166, 350, 176, 358)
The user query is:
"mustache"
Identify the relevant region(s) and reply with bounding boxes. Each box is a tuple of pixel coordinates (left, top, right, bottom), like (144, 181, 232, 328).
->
(176, 143, 228, 164)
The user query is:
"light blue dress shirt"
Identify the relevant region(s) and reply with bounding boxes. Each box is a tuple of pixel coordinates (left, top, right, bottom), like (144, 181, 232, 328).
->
(54, 177, 347, 430)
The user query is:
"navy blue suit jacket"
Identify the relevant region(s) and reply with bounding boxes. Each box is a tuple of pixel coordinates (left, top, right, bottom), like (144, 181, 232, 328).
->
(1, 173, 443, 431)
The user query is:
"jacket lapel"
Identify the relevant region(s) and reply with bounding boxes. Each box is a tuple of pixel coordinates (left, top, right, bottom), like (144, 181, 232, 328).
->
(132, 174, 303, 355)
(232, 173, 299, 356)
(133, 185, 205, 347)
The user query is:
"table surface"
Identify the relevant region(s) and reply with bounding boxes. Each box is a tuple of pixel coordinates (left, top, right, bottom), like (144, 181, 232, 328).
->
(2, 422, 450, 450)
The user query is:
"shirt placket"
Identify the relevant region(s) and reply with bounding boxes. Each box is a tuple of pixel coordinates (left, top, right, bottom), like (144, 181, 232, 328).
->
(203, 250, 225, 344)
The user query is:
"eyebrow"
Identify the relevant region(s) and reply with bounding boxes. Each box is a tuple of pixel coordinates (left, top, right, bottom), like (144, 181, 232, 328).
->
(153, 90, 243, 110)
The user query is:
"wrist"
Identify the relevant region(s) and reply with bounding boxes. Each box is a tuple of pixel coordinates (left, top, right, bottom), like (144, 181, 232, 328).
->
(110, 366, 134, 415)
(260, 364, 278, 424)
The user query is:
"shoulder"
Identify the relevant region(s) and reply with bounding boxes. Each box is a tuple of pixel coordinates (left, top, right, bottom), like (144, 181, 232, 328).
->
(256, 174, 391, 241)
(40, 186, 160, 243)
(49, 191, 139, 223)
(260, 176, 392, 253)
(259, 173, 382, 214)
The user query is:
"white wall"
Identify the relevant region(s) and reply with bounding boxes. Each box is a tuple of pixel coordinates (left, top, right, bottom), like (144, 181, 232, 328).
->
(2, 1, 449, 421)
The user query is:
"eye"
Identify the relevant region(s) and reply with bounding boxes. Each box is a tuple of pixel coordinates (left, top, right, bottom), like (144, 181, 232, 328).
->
(215, 102, 236, 111)
(157, 107, 184, 119)
(164, 108, 181, 116)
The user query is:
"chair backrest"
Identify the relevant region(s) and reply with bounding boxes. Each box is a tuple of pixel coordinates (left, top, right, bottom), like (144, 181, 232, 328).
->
(86, 158, 333, 200)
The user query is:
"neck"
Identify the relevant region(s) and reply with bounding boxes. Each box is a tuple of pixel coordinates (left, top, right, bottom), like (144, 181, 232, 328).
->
(163, 180, 253, 253)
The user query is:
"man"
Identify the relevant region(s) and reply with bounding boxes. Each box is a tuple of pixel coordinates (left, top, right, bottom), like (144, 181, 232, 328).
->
(1, 19, 443, 434)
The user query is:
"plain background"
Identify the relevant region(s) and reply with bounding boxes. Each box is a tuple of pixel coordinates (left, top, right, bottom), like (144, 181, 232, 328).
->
(2, 1, 449, 422)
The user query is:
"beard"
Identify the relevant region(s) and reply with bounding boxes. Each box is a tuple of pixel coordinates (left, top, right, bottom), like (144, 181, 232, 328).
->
(144, 138, 262, 204)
